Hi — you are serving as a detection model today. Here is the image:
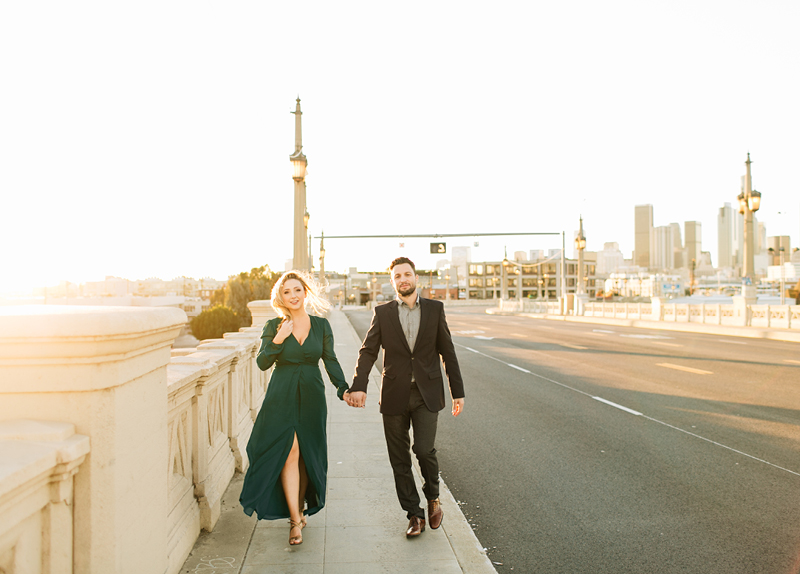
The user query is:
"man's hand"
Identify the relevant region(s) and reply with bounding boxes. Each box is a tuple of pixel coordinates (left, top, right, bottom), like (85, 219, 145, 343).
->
(347, 391, 367, 408)
(452, 397, 464, 417)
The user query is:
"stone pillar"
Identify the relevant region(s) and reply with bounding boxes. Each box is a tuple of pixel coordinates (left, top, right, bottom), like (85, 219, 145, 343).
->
(651, 297, 664, 321)
(248, 300, 278, 329)
(732, 296, 752, 326)
(0, 305, 186, 573)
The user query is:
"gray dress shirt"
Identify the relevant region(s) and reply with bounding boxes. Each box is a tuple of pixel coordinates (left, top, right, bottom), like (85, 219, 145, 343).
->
(396, 292, 421, 381)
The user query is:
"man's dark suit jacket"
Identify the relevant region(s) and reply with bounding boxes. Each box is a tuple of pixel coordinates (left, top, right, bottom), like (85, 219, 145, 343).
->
(351, 297, 464, 416)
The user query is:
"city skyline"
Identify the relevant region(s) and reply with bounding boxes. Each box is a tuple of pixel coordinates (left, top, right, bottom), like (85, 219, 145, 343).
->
(2, 2, 799, 293)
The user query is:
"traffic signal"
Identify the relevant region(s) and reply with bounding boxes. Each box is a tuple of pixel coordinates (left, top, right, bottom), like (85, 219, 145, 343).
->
(430, 242, 446, 254)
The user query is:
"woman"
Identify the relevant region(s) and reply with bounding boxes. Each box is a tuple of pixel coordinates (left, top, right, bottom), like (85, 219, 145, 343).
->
(239, 271, 352, 545)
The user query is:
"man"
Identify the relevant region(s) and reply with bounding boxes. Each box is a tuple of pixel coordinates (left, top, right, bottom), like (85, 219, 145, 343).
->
(346, 257, 465, 538)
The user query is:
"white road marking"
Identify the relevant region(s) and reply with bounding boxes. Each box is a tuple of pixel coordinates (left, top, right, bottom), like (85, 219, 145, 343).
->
(452, 342, 800, 478)
(783, 359, 800, 365)
(590, 332, 608, 336)
(593, 397, 642, 416)
(651, 342, 683, 348)
(474, 335, 494, 340)
(508, 364, 531, 373)
(511, 333, 528, 337)
(454, 330, 486, 334)
(561, 343, 588, 350)
(619, 334, 674, 340)
(717, 339, 748, 345)
(657, 363, 713, 375)
(593, 329, 615, 334)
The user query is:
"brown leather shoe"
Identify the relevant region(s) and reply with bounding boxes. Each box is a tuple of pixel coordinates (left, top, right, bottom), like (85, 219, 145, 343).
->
(428, 498, 444, 529)
(406, 516, 425, 537)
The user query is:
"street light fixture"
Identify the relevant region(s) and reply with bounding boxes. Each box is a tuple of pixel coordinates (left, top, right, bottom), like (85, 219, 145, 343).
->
(290, 98, 309, 270)
(737, 153, 762, 287)
(574, 215, 586, 295)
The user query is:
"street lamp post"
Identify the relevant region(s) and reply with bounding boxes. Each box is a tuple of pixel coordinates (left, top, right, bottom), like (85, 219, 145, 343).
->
(319, 232, 326, 286)
(445, 274, 450, 301)
(780, 246, 786, 305)
(574, 216, 588, 316)
(372, 276, 378, 306)
(575, 216, 586, 295)
(737, 153, 762, 295)
(290, 98, 309, 271)
(502, 254, 524, 306)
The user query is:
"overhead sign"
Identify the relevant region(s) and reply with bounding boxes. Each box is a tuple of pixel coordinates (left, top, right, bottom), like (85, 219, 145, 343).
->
(430, 242, 446, 254)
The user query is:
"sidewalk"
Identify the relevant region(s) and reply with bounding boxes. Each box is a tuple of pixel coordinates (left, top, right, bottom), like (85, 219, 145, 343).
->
(487, 308, 800, 343)
(181, 309, 495, 574)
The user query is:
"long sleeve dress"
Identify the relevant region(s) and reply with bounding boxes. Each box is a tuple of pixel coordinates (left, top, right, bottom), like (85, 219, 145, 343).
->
(239, 314, 350, 520)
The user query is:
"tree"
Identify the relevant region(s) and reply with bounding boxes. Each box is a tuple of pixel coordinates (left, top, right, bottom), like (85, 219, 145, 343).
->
(190, 305, 241, 341)
(219, 265, 280, 327)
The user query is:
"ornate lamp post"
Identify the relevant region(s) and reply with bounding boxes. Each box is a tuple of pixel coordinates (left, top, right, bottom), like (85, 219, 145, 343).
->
(291, 98, 309, 271)
(737, 153, 762, 292)
(319, 232, 326, 286)
(502, 252, 523, 305)
(575, 215, 586, 295)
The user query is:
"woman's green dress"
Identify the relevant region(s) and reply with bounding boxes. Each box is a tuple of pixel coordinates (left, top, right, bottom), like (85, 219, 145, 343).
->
(240, 314, 350, 520)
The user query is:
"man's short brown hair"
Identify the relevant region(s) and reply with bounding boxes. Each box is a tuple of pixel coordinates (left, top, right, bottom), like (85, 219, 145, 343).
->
(389, 257, 416, 273)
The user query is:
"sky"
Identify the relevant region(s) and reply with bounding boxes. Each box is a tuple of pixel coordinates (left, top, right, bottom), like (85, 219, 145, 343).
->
(1, 1, 799, 293)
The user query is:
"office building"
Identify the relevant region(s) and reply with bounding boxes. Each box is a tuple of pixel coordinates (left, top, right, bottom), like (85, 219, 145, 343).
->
(634, 205, 653, 269)
(684, 221, 702, 268)
(718, 203, 735, 269)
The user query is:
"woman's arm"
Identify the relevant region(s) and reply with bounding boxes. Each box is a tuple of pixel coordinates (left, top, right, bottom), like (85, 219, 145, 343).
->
(256, 319, 284, 371)
(321, 318, 350, 400)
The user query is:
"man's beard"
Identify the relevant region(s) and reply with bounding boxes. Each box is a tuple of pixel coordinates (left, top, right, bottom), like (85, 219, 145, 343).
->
(397, 283, 416, 297)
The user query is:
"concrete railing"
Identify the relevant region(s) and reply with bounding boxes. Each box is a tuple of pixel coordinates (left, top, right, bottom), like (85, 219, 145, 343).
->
(0, 304, 273, 573)
(495, 297, 800, 330)
(0, 420, 90, 574)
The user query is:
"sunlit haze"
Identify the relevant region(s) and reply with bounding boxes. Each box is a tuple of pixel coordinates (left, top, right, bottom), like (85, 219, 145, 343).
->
(2, 1, 798, 293)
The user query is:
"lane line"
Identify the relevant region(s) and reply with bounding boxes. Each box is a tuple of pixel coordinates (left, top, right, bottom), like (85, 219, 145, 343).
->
(453, 342, 800, 478)
(561, 343, 588, 350)
(593, 397, 642, 416)
(474, 335, 494, 340)
(508, 364, 532, 373)
(593, 329, 615, 334)
(717, 339, 748, 345)
(511, 333, 528, 337)
(590, 332, 608, 337)
(784, 359, 800, 365)
(639, 414, 800, 478)
(657, 362, 713, 375)
(652, 342, 684, 348)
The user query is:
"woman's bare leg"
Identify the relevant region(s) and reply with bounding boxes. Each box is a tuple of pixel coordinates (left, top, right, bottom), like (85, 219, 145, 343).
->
(280, 433, 303, 542)
(298, 453, 308, 522)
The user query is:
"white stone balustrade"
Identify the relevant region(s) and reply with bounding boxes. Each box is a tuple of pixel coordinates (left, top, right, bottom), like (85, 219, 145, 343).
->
(498, 297, 800, 331)
(0, 305, 275, 574)
(0, 420, 89, 574)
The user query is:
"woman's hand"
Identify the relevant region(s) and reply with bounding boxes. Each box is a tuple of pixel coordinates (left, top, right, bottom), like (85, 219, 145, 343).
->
(273, 319, 294, 345)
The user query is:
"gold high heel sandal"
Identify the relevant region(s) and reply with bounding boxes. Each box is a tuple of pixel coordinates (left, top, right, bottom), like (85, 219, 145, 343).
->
(288, 519, 304, 545)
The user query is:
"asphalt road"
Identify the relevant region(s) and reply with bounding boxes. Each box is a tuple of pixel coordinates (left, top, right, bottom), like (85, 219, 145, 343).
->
(345, 306, 800, 574)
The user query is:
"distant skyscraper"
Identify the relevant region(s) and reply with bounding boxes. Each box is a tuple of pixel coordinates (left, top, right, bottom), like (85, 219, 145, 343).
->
(652, 225, 674, 271)
(718, 203, 735, 269)
(634, 205, 653, 269)
(685, 221, 702, 267)
(670, 222, 683, 269)
(597, 242, 625, 275)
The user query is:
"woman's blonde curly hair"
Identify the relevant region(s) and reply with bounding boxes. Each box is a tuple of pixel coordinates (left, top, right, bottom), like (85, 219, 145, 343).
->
(271, 270, 330, 319)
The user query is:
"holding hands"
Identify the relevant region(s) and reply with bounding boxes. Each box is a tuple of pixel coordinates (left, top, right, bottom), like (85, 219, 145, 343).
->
(343, 390, 366, 408)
